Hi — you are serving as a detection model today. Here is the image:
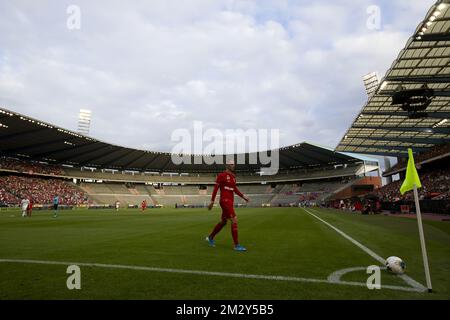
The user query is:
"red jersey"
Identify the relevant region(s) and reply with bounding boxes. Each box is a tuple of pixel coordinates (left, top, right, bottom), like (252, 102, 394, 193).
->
(211, 171, 245, 204)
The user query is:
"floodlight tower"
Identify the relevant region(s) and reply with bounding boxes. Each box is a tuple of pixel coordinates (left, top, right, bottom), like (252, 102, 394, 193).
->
(362, 72, 379, 98)
(77, 109, 92, 135)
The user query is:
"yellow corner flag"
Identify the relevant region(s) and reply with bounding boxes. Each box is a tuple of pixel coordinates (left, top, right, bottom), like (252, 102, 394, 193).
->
(400, 148, 422, 195)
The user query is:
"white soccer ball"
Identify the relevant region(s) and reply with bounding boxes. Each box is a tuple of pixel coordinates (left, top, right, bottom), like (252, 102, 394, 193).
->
(385, 256, 406, 274)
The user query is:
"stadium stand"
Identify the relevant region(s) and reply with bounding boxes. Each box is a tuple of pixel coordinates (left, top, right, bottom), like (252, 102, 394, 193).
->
(0, 174, 87, 206)
(0, 153, 375, 208)
(57, 164, 363, 184)
(375, 165, 450, 202)
(0, 157, 62, 175)
(0, 109, 382, 209)
(0, 186, 20, 205)
(383, 142, 450, 177)
(354, 141, 450, 214)
(0, 174, 356, 208)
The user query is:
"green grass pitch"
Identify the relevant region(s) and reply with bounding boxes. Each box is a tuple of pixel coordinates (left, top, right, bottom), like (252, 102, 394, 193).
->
(0, 206, 449, 299)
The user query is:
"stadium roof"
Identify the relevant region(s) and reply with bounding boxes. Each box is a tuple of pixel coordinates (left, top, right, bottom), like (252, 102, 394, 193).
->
(336, 0, 450, 158)
(0, 107, 363, 173)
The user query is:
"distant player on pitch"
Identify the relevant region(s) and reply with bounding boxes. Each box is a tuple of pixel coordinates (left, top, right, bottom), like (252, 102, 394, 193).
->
(21, 197, 30, 218)
(27, 198, 33, 217)
(53, 195, 59, 218)
(141, 199, 147, 212)
(206, 159, 249, 251)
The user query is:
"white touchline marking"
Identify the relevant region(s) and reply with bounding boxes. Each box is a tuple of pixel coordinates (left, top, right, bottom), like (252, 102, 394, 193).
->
(0, 258, 422, 293)
(304, 208, 427, 292)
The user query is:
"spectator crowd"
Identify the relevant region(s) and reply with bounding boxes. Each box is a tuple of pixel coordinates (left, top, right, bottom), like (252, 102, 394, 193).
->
(386, 143, 450, 175)
(0, 175, 87, 206)
(374, 166, 450, 201)
(0, 157, 63, 175)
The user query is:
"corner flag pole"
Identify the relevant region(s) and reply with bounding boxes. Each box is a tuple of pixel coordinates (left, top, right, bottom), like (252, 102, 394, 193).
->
(413, 183, 433, 292)
(400, 148, 432, 292)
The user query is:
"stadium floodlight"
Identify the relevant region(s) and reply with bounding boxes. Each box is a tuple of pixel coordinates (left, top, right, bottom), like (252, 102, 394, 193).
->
(391, 84, 434, 119)
(362, 72, 379, 97)
(78, 109, 92, 135)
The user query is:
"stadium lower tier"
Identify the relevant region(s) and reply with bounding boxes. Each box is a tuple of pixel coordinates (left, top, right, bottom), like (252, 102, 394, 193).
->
(0, 175, 87, 205)
(78, 180, 346, 207)
(0, 174, 348, 207)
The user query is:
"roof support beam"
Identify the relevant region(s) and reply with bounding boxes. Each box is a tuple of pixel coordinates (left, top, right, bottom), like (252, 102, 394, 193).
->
(351, 126, 450, 134)
(0, 128, 49, 141)
(142, 154, 164, 171)
(384, 75, 450, 83)
(287, 148, 328, 165)
(408, 43, 450, 50)
(394, 55, 450, 61)
(161, 157, 175, 172)
(344, 136, 450, 145)
(121, 152, 150, 169)
(302, 143, 353, 162)
(31, 141, 98, 159)
(361, 111, 450, 118)
(1, 137, 74, 154)
(336, 149, 408, 158)
(391, 64, 449, 71)
(78, 146, 122, 166)
(100, 149, 139, 168)
(278, 151, 312, 167)
(58, 144, 110, 162)
(416, 33, 450, 42)
(339, 143, 429, 153)
(378, 90, 450, 97)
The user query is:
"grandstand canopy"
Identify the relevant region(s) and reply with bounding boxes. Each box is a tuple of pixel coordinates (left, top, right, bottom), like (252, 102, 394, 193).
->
(0, 107, 363, 173)
(336, 0, 450, 158)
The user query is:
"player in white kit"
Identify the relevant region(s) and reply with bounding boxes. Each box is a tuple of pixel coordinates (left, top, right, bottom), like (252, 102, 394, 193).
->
(21, 198, 30, 217)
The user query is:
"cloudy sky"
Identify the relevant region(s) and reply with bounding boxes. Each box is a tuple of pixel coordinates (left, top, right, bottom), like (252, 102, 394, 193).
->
(0, 0, 435, 154)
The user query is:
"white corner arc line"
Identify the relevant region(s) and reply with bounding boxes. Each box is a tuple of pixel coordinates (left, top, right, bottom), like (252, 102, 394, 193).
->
(0, 258, 422, 293)
(327, 267, 422, 292)
(303, 208, 427, 292)
(328, 267, 370, 283)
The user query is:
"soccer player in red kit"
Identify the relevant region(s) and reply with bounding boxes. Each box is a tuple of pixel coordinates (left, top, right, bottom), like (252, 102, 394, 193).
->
(206, 159, 250, 251)
(141, 199, 147, 212)
(27, 198, 33, 217)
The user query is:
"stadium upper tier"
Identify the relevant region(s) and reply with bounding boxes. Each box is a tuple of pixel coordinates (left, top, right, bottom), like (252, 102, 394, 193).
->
(0, 107, 369, 173)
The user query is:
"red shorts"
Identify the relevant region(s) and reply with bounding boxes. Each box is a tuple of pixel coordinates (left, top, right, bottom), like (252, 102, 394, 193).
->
(220, 199, 236, 220)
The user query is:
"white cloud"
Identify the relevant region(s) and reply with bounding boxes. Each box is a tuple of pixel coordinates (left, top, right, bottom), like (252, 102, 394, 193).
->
(0, 0, 437, 153)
